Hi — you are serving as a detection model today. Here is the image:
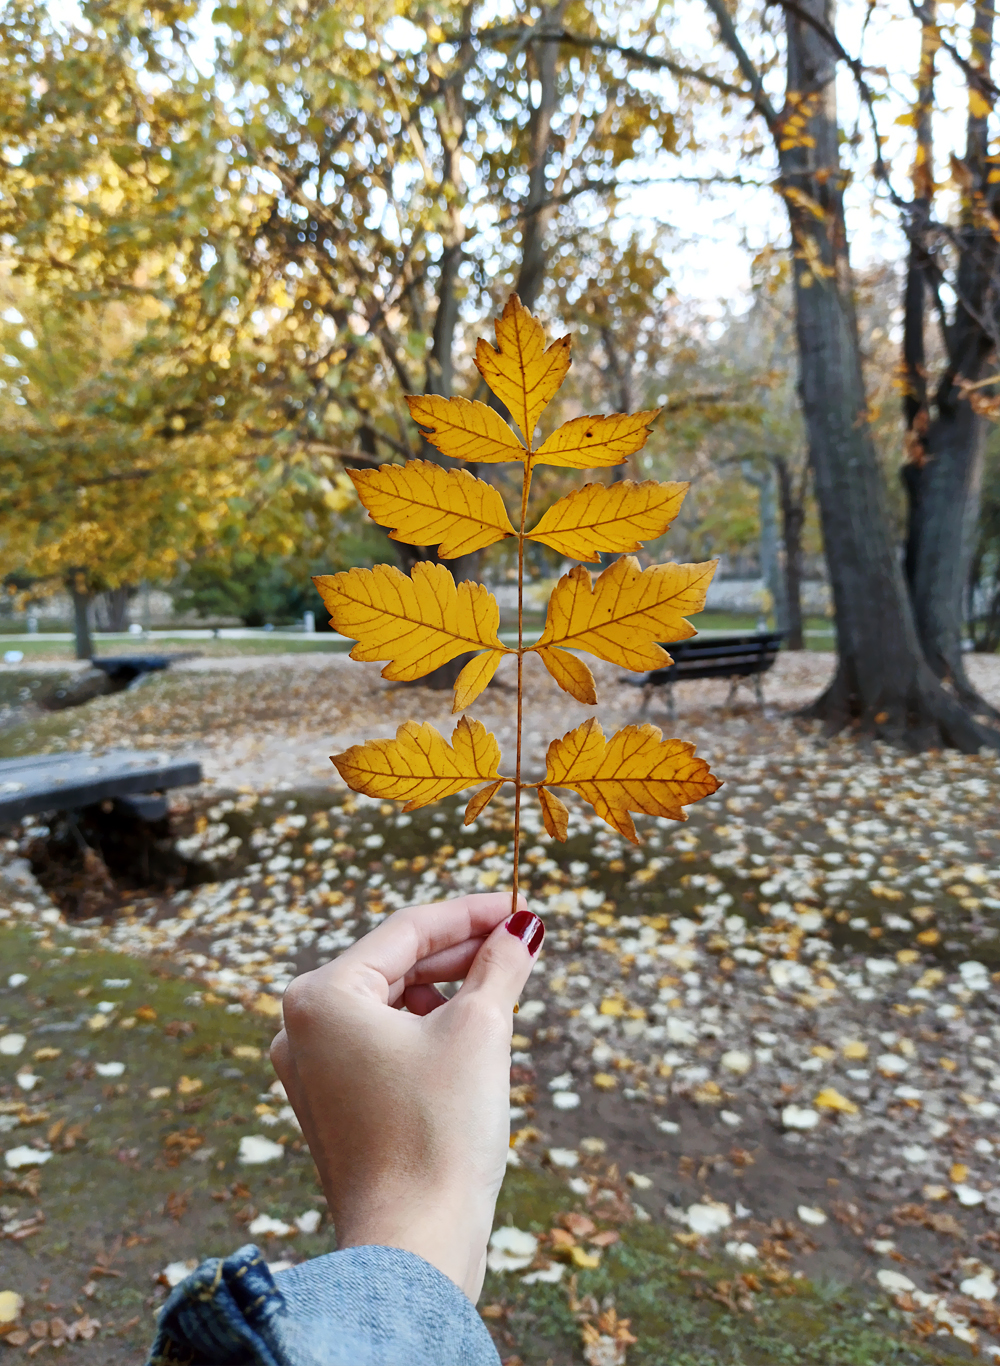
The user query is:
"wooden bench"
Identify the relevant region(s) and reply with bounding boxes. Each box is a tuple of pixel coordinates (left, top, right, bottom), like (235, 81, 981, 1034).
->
(0, 750, 202, 825)
(628, 631, 784, 720)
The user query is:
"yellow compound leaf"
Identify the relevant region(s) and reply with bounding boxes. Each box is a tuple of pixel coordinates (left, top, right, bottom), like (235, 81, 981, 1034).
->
(349, 461, 515, 558)
(332, 716, 502, 811)
(453, 648, 506, 713)
(474, 293, 571, 445)
(534, 645, 597, 705)
(405, 394, 525, 464)
(538, 786, 569, 841)
(527, 480, 688, 561)
(533, 556, 717, 674)
(464, 779, 503, 825)
(544, 717, 721, 843)
(314, 562, 508, 682)
(531, 411, 660, 470)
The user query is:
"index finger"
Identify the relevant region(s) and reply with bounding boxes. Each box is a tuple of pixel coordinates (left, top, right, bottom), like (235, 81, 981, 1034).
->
(332, 892, 525, 1000)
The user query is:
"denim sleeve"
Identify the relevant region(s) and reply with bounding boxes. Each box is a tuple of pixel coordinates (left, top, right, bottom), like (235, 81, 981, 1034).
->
(146, 1243, 501, 1366)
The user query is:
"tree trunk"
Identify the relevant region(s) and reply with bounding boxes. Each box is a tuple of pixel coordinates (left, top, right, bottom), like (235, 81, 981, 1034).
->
(512, 5, 566, 314)
(68, 570, 93, 661)
(773, 455, 806, 649)
(906, 403, 992, 705)
(97, 585, 133, 633)
(778, 0, 998, 749)
(899, 0, 997, 718)
(742, 461, 787, 630)
(402, 59, 482, 693)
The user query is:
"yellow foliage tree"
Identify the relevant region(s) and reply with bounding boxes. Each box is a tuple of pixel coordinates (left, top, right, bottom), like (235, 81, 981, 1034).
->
(316, 296, 721, 904)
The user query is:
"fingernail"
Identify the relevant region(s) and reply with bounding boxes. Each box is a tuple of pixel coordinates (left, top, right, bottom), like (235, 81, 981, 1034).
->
(506, 909, 545, 956)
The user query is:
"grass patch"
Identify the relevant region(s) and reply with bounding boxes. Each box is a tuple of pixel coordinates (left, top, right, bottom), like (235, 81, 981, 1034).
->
(487, 1168, 964, 1364)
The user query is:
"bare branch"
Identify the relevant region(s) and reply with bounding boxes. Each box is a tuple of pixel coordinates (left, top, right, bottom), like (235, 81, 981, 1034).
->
(447, 21, 751, 101)
(702, 0, 780, 128)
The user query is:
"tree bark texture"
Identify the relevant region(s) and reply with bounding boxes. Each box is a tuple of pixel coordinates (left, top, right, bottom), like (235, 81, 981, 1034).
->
(96, 585, 133, 633)
(901, 0, 996, 715)
(777, 0, 997, 748)
(69, 571, 93, 661)
(742, 461, 788, 632)
(772, 455, 806, 649)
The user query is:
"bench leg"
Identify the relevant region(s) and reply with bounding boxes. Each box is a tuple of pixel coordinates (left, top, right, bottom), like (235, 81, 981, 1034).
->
(726, 677, 738, 709)
(640, 683, 652, 715)
(754, 673, 764, 710)
(667, 681, 676, 724)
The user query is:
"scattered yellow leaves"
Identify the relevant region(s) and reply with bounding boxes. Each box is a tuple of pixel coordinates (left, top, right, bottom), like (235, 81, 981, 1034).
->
(0, 1292, 24, 1326)
(252, 994, 283, 1019)
(474, 293, 571, 445)
(543, 718, 721, 843)
(348, 461, 514, 558)
(841, 1041, 868, 1061)
(333, 717, 502, 811)
(314, 562, 509, 708)
(593, 1073, 618, 1090)
(950, 1162, 969, 1183)
(813, 1087, 858, 1114)
(176, 1075, 203, 1096)
(527, 479, 688, 560)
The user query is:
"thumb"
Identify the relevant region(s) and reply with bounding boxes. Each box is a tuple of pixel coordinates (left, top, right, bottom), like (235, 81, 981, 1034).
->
(456, 904, 545, 1014)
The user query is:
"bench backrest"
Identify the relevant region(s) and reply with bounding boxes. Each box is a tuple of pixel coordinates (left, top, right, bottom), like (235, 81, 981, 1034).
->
(647, 632, 784, 683)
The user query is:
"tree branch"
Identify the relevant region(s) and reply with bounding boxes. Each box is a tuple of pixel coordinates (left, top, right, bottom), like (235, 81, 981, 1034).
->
(449, 21, 752, 102)
(702, 0, 780, 129)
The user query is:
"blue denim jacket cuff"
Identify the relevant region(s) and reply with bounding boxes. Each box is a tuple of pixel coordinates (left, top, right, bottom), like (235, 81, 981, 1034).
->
(147, 1243, 501, 1366)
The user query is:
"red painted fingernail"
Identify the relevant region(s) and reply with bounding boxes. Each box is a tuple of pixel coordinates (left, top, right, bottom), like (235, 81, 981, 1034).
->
(506, 910, 545, 956)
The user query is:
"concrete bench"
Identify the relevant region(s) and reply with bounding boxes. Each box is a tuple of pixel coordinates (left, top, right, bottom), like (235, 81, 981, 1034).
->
(0, 750, 202, 825)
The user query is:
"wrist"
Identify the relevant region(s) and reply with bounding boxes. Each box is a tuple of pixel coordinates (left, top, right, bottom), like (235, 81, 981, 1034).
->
(335, 1194, 494, 1301)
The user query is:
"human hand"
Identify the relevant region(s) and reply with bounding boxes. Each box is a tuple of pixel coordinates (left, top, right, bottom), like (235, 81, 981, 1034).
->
(270, 892, 545, 1302)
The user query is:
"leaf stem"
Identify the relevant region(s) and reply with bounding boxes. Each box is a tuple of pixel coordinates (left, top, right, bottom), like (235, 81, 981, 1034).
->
(511, 454, 533, 915)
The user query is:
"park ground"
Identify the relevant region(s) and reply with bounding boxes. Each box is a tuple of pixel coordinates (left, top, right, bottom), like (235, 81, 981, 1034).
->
(2, 647, 1000, 1364)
